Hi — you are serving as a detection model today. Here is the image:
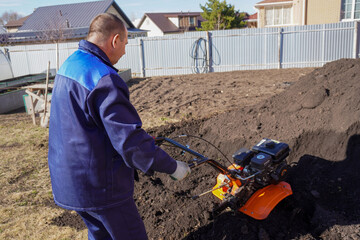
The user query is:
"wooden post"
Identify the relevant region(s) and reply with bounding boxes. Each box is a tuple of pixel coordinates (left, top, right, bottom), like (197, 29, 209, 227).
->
(206, 31, 211, 73)
(29, 95, 36, 125)
(41, 61, 51, 128)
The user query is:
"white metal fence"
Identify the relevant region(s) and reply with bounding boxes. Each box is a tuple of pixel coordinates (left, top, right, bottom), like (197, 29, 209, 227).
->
(1, 21, 359, 79)
(0, 49, 13, 80)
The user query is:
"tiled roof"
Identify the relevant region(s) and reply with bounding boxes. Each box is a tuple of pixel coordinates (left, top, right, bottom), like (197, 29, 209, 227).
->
(164, 12, 203, 18)
(256, 0, 293, 4)
(5, 16, 30, 28)
(248, 13, 258, 21)
(19, 0, 134, 31)
(245, 13, 258, 23)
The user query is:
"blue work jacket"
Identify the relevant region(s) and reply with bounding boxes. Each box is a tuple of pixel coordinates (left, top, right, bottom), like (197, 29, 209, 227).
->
(48, 40, 177, 211)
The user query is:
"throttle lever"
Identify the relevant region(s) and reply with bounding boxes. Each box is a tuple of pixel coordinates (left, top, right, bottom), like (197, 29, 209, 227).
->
(180, 145, 190, 156)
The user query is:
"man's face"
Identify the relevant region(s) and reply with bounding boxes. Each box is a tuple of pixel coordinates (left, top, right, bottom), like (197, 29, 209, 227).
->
(111, 28, 128, 65)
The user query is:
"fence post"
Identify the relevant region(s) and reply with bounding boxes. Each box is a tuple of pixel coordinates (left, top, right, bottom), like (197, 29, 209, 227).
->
(322, 25, 326, 64)
(56, 42, 59, 72)
(278, 28, 283, 69)
(25, 45, 31, 75)
(264, 30, 267, 68)
(206, 31, 212, 72)
(353, 21, 359, 59)
(138, 38, 145, 77)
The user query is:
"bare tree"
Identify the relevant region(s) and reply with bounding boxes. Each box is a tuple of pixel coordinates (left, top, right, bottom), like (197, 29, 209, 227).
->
(37, 11, 72, 43)
(0, 11, 23, 25)
(35, 11, 74, 71)
(0, 33, 10, 46)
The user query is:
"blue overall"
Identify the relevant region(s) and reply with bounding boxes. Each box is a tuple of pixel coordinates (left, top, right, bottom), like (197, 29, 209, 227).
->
(48, 40, 177, 239)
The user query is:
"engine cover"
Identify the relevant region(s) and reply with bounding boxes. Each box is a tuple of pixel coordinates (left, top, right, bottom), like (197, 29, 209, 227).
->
(232, 148, 254, 166)
(252, 138, 290, 163)
(250, 153, 272, 170)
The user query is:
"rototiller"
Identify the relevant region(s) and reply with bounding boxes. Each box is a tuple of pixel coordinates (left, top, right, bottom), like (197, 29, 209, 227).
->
(155, 136, 292, 220)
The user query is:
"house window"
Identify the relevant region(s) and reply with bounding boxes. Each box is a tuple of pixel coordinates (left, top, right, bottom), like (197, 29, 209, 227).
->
(189, 17, 196, 26)
(341, 0, 360, 20)
(265, 6, 292, 26)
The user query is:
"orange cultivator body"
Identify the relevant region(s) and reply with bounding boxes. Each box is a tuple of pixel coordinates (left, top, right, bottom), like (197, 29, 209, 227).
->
(155, 136, 293, 220)
(239, 181, 292, 220)
(212, 163, 292, 219)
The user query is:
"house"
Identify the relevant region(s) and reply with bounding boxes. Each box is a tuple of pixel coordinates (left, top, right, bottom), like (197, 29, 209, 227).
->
(4, 16, 29, 32)
(254, 0, 349, 28)
(0, 0, 146, 45)
(254, 0, 294, 28)
(137, 12, 206, 37)
(246, 13, 258, 28)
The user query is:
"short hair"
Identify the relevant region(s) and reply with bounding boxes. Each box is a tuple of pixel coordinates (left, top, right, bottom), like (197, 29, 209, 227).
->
(87, 13, 126, 42)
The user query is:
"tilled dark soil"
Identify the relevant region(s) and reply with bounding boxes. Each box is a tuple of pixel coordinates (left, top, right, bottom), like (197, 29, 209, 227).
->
(7, 60, 358, 239)
(136, 59, 360, 239)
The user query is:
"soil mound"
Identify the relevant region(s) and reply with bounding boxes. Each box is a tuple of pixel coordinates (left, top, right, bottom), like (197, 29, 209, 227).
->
(129, 68, 312, 129)
(136, 59, 360, 239)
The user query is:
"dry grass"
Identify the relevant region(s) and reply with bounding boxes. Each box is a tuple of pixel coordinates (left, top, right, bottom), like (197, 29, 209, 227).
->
(0, 112, 176, 240)
(0, 114, 87, 240)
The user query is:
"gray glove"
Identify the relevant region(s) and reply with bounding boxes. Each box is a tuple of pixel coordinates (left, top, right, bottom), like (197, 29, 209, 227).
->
(170, 160, 191, 180)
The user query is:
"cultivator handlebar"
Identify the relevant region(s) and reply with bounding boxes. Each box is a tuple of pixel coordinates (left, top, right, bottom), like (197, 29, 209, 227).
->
(155, 135, 293, 220)
(154, 136, 229, 174)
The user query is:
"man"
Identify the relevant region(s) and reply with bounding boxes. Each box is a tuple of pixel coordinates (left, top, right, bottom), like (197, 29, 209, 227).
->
(48, 13, 190, 240)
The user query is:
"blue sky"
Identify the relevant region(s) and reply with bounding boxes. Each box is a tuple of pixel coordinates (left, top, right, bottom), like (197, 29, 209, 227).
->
(0, 0, 259, 21)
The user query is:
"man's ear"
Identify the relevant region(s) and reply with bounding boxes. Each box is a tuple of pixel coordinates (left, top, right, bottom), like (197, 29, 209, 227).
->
(111, 34, 120, 48)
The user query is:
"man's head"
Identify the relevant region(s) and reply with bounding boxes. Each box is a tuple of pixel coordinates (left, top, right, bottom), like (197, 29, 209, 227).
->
(87, 13, 128, 65)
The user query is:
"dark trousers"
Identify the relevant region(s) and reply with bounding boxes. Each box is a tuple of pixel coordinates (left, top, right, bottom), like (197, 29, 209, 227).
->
(76, 198, 148, 240)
